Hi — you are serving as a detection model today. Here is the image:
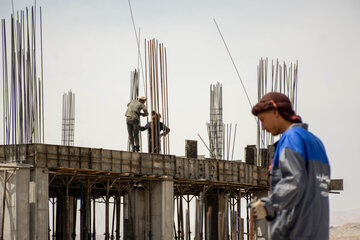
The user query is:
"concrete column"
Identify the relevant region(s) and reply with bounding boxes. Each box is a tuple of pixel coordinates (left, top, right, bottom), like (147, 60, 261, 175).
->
(56, 195, 76, 239)
(245, 145, 257, 165)
(30, 167, 49, 240)
(151, 179, 173, 240)
(124, 188, 146, 239)
(185, 140, 197, 158)
(124, 179, 174, 240)
(205, 194, 226, 240)
(0, 164, 31, 240)
(0, 164, 49, 240)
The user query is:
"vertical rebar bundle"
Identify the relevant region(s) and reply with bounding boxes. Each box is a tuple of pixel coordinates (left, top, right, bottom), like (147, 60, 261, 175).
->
(1, 6, 45, 145)
(61, 90, 75, 146)
(144, 38, 170, 154)
(256, 58, 299, 165)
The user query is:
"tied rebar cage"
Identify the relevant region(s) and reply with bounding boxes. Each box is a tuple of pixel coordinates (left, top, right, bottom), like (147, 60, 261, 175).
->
(61, 90, 75, 146)
(207, 82, 223, 159)
(206, 83, 238, 160)
(256, 58, 299, 166)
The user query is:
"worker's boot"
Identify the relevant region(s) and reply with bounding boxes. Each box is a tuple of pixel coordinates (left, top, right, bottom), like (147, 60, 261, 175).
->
(134, 146, 140, 152)
(131, 146, 136, 152)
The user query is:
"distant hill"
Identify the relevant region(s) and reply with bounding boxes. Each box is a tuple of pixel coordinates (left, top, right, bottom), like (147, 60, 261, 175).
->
(330, 222, 360, 240)
(331, 209, 360, 226)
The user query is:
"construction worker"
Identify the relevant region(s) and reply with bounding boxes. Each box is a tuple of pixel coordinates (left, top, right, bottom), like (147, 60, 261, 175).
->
(250, 92, 331, 239)
(140, 111, 170, 154)
(125, 96, 148, 152)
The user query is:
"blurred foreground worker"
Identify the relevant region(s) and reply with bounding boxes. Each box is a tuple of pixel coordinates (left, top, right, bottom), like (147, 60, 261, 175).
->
(250, 92, 331, 240)
(125, 96, 148, 152)
(140, 111, 170, 153)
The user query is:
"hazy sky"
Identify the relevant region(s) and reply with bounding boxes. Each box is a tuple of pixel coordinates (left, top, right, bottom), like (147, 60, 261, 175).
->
(1, 0, 359, 216)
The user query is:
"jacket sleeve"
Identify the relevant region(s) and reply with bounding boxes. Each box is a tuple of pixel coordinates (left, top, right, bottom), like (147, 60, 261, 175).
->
(160, 122, 170, 135)
(262, 148, 308, 219)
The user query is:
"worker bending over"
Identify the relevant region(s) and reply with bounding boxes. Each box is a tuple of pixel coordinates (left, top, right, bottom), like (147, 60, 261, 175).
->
(125, 96, 148, 152)
(250, 92, 331, 240)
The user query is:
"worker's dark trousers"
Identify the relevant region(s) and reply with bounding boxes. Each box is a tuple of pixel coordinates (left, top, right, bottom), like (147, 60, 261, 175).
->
(126, 117, 140, 148)
(148, 140, 160, 153)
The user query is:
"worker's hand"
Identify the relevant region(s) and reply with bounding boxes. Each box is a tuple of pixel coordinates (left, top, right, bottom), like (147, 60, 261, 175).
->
(141, 112, 148, 117)
(250, 198, 267, 219)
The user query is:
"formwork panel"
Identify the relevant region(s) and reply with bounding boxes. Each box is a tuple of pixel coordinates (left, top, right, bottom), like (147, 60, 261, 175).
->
(33, 145, 46, 167)
(69, 147, 80, 169)
(208, 160, 217, 181)
(164, 155, 175, 176)
(252, 165, 258, 185)
(153, 155, 165, 175)
(131, 152, 140, 174)
(218, 161, 224, 181)
(58, 146, 70, 168)
(258, 167, 268, 186)
(101, 149, 112, 172)
(42, 145, 58, 168)
(198, 159, 204, 179)
(245, 164, 252, 184)
(202, 159, 210, 179)
(188, 158, 199, 179)
(91, 149, 102, 171)
(111, 150, 121, 172)
(223, 161, 233, 182)
(121, 151, 132, 173)
(175, 157, 184, 178)
(79, 148, 91, 169)
(232, 163, 239, 183)
(239, 163, 245, 183)
(140, 153, 153, 175)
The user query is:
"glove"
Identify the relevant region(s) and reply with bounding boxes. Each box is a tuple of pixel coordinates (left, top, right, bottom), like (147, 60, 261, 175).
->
(250, 198, 267, 219)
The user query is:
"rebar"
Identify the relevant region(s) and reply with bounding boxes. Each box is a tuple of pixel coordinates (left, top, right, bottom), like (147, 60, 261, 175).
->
(206, 83, 237, 160)
(256, 58, 299, 166)
(61, 90, 75, 146)
(144, 39, 170, 154)
(1, 5, 45, 146)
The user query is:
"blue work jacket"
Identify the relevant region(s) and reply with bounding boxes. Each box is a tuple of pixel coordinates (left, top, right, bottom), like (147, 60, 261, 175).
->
(262, 123, 331, 240)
